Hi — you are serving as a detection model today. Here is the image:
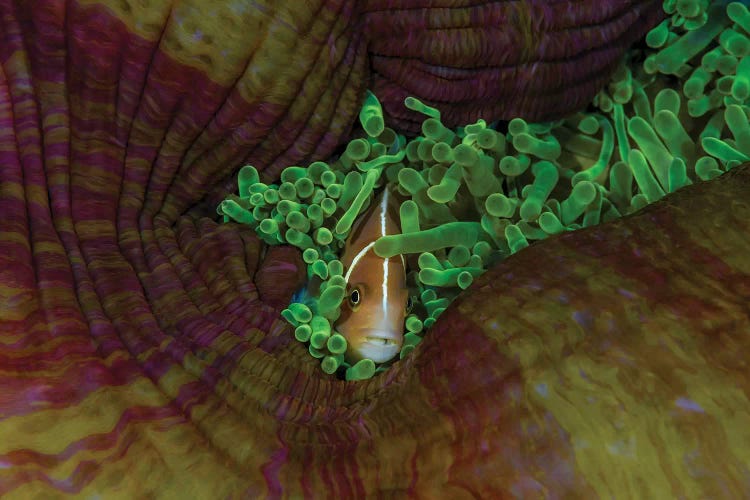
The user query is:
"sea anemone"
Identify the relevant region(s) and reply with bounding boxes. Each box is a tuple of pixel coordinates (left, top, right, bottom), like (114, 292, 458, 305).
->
(222, 0, 750, 382)
(3, 0, 750, 497)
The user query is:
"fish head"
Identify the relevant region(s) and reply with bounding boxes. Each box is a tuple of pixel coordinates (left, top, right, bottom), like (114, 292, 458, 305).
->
(337, 252, 409, 363)
(334, 187, 409, 364)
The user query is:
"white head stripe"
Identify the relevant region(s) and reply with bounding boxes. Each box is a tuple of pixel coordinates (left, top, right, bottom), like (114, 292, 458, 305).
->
(382, 257, 389, 312)
(380, 189, 388, 236)
(380, 191, 389, 311)
(344, 241, 375, 284)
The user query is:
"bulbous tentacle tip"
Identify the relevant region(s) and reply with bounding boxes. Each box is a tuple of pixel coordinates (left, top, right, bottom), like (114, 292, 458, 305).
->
(346, 358, 376, 381)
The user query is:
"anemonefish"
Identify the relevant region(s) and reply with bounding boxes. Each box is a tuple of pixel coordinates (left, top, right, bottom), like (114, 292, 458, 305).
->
(335, 187, 410, 364)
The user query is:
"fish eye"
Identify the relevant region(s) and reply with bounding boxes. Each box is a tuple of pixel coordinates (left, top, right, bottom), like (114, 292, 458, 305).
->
(348, 288, 361, 307)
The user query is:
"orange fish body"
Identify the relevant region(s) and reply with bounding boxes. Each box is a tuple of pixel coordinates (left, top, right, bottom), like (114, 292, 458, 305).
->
(335, 188, 409, 364)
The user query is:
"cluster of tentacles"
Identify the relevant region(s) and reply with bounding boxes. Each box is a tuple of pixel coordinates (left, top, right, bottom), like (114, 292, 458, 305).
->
(3, 0, 750, 497)
(220, 0, 750, 383)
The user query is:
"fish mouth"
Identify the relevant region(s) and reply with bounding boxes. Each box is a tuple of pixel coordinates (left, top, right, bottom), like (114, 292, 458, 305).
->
(363, 336, 400, 346)
(360, 329, 402, 347)
(347, 330, 403, 364)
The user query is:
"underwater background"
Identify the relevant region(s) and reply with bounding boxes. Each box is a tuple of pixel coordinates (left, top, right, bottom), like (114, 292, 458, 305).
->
(2, 0, 750, 497)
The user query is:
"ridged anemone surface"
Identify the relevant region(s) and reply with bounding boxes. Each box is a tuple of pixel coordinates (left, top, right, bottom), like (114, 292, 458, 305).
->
(364, 0, 666, 131)
(6, 0, 750, 498)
